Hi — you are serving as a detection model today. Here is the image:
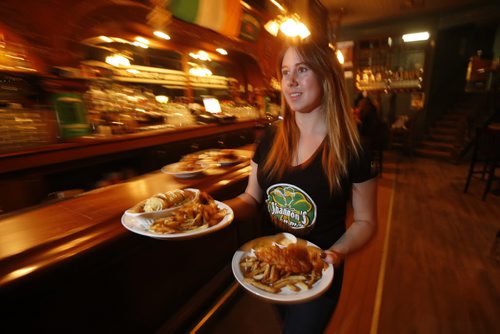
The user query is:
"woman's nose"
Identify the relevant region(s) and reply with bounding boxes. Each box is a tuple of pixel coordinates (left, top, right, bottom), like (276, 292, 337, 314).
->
(287, 73, 298, 86)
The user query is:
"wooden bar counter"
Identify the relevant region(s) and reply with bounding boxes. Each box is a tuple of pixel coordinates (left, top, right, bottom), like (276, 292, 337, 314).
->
(0, 131, 260, 332)
(0, 120, 260, 174)
(0, 120, 262, 213)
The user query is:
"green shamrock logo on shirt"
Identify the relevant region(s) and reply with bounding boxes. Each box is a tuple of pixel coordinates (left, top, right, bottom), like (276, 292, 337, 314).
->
(266, 184, 317, 231)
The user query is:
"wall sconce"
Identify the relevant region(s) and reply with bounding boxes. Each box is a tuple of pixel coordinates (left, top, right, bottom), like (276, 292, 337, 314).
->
(264, 14, 311, 39)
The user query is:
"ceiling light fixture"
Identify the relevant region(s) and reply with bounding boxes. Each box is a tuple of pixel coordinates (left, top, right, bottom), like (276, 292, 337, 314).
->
(265, 14, 310, 39)
(270, 0, 286, 12)
(189, 66, 212, 77)
(216, 48, 228, 55)
(402, 32, 430, 43)
(105, 54, 131, 67)
(264, 1, 310, 39)
(240, 1, 251, 10)
(189, 50, 211, 61)
(132, 41, 148, 48)
(135, 37, 149, 45)
(153, 31, 171, 40)
(336, 49, 344, 65)
(264, 19, 280, 36)
(99, 36, 113, 43)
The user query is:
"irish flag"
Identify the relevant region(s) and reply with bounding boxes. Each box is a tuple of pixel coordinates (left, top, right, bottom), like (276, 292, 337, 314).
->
(168, 0, 242, 38)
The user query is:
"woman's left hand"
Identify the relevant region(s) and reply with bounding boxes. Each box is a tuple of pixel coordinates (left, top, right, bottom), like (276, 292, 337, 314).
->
(321, 249, 345, 268)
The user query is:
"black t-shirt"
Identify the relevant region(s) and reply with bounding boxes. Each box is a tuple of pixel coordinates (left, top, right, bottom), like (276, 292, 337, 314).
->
(253, 126, 377, 250)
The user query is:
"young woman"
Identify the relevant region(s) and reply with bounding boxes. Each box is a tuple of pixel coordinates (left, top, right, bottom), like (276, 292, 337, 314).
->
(226, 39, 377, 333)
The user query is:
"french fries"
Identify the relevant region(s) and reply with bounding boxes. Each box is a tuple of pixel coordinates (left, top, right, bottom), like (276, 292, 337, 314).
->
(239, 245, 324, 294)
(149, 192, 226, 234)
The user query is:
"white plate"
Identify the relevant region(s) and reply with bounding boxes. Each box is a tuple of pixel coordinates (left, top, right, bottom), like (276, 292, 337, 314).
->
(124, 188, 199, 219)
(161, 162, 207, 178)
(231, 233, 334, 304)
(121, 201, 234, 240)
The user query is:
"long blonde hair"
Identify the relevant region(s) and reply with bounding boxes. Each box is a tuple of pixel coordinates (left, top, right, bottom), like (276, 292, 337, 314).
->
(262, 40, 361, 194)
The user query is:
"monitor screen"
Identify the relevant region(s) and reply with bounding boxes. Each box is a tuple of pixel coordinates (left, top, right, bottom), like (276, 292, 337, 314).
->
(202, 96, 222, 114)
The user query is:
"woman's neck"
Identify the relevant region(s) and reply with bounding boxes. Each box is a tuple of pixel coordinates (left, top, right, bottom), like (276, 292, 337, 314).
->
(292, 108, 327, 166)
(295, 108, 327, 137)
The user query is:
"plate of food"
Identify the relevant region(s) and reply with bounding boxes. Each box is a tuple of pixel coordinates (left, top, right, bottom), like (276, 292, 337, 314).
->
(214, 149, 244, 166)
(124, 188, 199, 219)
(180, 149, 249, 168)
(232, 233, 334, 304)
(121, 191, 234, 240)
(161, 161, 208, 178)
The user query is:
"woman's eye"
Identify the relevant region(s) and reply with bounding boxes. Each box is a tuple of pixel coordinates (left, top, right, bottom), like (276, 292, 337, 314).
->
(281, 69, 289, 76)
(298, 66, 308, 73)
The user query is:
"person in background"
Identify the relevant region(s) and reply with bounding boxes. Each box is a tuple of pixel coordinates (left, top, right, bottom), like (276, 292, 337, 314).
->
(226, 39, 378, 333)
(354, 90, 380, 138)
(353, 91, 386, 172)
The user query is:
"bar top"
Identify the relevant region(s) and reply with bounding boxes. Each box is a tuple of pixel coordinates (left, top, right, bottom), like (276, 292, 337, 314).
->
(0, 146, 254, 288)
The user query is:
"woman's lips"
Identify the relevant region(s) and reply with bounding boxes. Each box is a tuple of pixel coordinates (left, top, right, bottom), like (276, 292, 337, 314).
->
(288, 92, 302, 101)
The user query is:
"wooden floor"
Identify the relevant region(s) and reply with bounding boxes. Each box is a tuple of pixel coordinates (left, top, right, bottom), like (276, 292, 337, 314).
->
(327, 150, 397, 333)
(375, 153, 500, 334)
(198, 151, 500, 333)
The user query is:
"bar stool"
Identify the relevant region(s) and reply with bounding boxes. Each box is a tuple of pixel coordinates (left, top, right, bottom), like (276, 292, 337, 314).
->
(483, 123, 500, 199)
(464, 122, 500, 200)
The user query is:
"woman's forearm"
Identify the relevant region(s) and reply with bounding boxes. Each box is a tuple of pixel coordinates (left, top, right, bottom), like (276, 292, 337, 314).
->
(329, 178, 378, 256)
(331, 219, 376, 254)
(323, 218, 376, 267)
